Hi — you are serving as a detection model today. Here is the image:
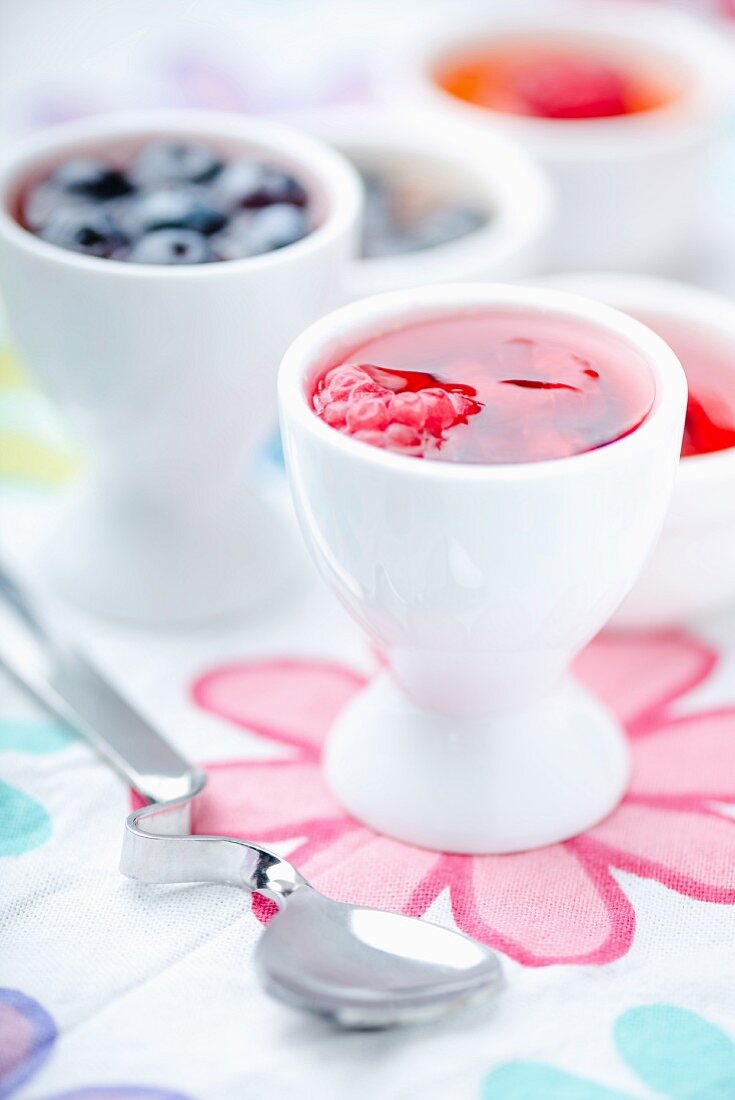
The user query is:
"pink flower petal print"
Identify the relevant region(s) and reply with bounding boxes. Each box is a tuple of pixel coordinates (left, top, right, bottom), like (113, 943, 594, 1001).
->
(193, 659, 365, 757)
(630, 713, 735, 799)
(191, 630, 735, 968)
(573, 631, 716, 731)
(198, 760, 337, 839)
(453, 845, 634, 966)
(299, 828, 438, 913)
(588, 803, 735, 902)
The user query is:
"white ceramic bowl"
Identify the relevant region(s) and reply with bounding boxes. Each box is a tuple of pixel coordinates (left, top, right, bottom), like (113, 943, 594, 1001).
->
(297, 106, 552, 298)
(536, 273, 735, 629)
(0, 110, 361, 623)
(397, 2, 732, 272)
(278, 283, 686, 853)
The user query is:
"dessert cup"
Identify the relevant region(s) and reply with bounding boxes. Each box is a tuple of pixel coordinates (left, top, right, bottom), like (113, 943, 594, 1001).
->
(0, 110, 361, 623)
(278, 284, 686, 854)
(538, 273, 735, 629)
(397, 2, 731, 272)
(298, 106, 552, 298)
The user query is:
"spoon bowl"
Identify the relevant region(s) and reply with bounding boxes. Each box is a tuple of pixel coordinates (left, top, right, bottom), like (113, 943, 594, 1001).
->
(255, 887, 502, 1028)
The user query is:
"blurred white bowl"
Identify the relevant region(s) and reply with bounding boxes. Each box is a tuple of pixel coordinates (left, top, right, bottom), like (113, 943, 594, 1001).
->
(0, 110, 361, 623)
(397, 2, 732, 273)
(297, 107, 552, 299)
(538, 273, 735, 629)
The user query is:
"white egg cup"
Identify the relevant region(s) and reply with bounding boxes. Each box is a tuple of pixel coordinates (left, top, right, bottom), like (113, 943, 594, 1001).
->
(279, 284, 686, 854)
(0, 110, 361, 623)
(297, 106, 552, 298)
(399, 2, 731, 273)
(539, 274, 735, 629)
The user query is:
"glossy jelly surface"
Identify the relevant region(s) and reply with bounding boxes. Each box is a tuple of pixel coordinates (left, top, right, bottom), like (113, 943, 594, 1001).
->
(311, 311, 656, 464)
(636, 319, 735, 459)
(435, 41, 678, 120)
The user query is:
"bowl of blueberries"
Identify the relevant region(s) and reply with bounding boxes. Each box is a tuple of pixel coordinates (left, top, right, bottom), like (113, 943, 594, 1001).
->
(0, 110, 361, 622)
(19, 126, 316, 267)
(298, 108, 551, 300)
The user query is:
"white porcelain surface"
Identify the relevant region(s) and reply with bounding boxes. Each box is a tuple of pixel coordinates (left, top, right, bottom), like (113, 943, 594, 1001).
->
(278, 283, 686, 853)
(0, 110, 361, 622)
(298, 106, 552, 299)
(537, 273, 735, 629)
(325, 670, 629, 854)
(398, 2, 732, 272)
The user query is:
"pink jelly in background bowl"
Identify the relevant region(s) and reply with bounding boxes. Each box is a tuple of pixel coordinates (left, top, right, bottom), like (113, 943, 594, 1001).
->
(311, 310, 655, 463)
(674, 330, 735, 459)
(538, 274, 735, 628)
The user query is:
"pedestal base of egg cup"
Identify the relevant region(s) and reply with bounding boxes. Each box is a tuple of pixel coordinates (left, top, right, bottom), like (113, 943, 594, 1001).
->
(279, 284, 686, 855)
(324, 670, 629, 854)
(40, 478, 296, 624)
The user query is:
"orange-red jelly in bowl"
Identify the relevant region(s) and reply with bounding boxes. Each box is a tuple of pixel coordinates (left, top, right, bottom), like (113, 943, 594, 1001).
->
(434, 39, 681, 120)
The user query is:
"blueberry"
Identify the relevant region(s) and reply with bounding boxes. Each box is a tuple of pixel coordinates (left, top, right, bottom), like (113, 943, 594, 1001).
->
(213, 161, 307, 210)
(209, 214, 257, 261)
(212, 204, 309, 260)
(361, 229, 413, 258)
(48, 158, 133, 200)
(360, 174, 397, 257)
(38, 206, 128, 257)
(22, 181, 83, 230)
(126, 228, 213, 264)
(360, 171, 419, 258)
(409, 206, 486, 251)
(118, 187, 226, 237)
(131, 142, 223, 186)
(361, 172, 393, 224)
(246, 204, 310, 253)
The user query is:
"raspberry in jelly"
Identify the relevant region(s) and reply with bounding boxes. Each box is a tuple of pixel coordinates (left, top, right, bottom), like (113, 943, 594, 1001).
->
(311, 312, 656, 464)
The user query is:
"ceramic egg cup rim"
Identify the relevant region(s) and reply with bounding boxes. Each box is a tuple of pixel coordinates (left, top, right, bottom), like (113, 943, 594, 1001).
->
(537, 272, 735, 487)
(279, 282, 687, 483)
(0, 108, 362, 278)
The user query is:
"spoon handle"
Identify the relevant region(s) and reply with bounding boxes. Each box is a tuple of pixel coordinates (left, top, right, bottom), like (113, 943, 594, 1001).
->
(0, 559, 200, 804)
(0, 560, 307, 904)
(123, 797, 307, 905)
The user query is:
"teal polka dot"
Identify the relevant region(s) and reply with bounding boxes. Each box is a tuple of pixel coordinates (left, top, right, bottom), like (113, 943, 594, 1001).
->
(0, 719, 72, 754)
(482, 1006, 735, 1100)
(615, 1005, 735, 1099)
(0, 779, 51, 856)
(483, 1062, 627, 1099)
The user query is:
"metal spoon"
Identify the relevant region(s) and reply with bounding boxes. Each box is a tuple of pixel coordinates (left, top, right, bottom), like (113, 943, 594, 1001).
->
(0, 563, 501, 1028)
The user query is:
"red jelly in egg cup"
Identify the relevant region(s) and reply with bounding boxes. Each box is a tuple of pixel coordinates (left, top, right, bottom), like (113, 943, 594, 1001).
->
(278, 284, 686, 855)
